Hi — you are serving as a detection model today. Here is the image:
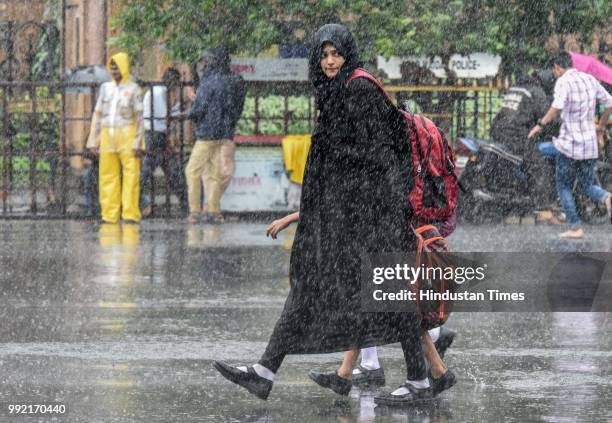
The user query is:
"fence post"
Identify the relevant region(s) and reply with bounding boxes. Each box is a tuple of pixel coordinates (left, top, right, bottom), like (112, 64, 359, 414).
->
(473, 91, 479, 138)
(59, 84, 67, 216)
(254, 95, 260, 135)
(283, 95, 289, 134)
(2, 86, 9, 215)
(30, 85, 39, 214)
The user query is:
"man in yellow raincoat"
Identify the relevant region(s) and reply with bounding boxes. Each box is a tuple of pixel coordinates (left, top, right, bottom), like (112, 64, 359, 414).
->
(87, 52, 145, 223)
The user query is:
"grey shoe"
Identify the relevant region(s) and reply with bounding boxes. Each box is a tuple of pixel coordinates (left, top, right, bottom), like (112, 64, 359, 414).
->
(308, 370, 352, 396)
(352, 365, 386, 386)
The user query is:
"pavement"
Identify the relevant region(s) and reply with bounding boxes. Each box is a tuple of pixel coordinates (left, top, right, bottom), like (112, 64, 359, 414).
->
(0, 220, 611, 422)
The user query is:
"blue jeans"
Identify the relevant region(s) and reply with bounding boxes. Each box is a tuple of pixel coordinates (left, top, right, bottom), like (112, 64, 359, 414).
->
(537, 141, 559, 158)
(555, 154, 610, 229)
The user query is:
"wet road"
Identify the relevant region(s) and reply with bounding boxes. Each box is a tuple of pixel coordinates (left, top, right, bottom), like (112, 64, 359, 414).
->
(0, 220, 611, 422)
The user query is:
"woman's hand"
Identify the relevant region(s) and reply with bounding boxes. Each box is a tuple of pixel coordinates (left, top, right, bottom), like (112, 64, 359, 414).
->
(266, 212, 299, 239)
(267, 217, 291, 239)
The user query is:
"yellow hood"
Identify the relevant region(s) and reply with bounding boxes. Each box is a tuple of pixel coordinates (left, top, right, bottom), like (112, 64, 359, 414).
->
(107, 52, 130, 83)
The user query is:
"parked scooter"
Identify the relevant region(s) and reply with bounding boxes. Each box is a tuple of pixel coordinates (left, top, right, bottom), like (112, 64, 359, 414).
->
(457, 137, 612, 223)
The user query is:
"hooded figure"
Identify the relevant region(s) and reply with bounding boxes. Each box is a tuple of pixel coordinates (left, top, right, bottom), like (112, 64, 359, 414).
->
(87, 52, 144, 223)
(214, 24, 429, 403)
(185, 46, 246, 223)
(490, 74, 551, 156)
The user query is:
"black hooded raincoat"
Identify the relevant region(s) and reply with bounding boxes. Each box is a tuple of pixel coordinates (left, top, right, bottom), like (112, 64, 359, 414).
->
(262, 24, 419, 359)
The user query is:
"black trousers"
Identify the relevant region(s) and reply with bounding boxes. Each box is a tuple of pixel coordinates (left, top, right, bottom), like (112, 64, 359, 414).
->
(140, 131, 185, 207)
(258, 319, 427, 381)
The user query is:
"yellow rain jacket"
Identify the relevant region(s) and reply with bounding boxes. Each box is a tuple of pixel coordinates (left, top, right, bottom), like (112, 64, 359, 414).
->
(88, 53, 144, 223)
(87, 52, 144, 152)
(281, 135, 311, 184)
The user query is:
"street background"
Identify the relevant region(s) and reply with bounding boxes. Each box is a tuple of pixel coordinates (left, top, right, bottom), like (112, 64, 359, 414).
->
(0, 220, 610, 422)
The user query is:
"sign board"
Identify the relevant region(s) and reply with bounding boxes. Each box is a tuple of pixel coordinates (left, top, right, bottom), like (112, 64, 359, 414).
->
(377, 53, 502, 79)
(221, 147, 290, 211)
(230, 58, 309, 81)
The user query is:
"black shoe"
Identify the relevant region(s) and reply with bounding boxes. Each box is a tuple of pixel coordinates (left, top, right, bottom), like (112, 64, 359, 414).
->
(429, 369, 457, 396)
(434, 327, 456, 359)
(213, 361, 272, 400)
(352, 365, 386, 386)
(308, 370, 352, 396)
(374, 384, 433, 406)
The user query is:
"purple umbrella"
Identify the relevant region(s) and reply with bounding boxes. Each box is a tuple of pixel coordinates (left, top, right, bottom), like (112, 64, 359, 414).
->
(570, 51, 612, 85)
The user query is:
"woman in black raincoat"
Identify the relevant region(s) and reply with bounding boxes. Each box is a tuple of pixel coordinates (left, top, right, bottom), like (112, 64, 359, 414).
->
(214, 24, 430, 404)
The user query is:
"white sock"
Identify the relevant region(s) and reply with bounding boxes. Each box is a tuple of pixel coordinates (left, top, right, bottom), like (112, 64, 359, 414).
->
(428, 327, 441, 343)
(236, 364, 275, 382)
(391, 378, 430, 395)
(354, 347, 380, 374)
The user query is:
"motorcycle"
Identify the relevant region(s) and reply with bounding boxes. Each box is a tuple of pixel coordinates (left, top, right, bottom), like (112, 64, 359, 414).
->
(456, 137, 612, 223)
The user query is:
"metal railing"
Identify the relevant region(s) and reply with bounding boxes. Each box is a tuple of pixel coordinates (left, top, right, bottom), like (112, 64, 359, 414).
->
(0, 79, 503, 218)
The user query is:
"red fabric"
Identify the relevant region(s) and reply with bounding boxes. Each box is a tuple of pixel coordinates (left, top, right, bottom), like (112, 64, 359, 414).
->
(347, 68, 459, 222)
(403, 111, 458, 220)
(412, 224, 456, 330)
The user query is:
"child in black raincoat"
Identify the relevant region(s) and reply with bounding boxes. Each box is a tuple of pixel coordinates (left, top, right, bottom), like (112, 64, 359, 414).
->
(214, 24, 433, 405)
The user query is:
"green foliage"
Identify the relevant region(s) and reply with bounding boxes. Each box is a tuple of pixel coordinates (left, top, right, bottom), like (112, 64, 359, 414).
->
(30, 23, 61, 81)
(0, 90, 60, 187)
(112, 0, 610, 75)
(236, 96, 312, 135)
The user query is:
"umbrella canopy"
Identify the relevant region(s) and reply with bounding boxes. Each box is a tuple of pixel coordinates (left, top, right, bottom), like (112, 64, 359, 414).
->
(62, 65, 111, 94)
(570, 52, 612, 85)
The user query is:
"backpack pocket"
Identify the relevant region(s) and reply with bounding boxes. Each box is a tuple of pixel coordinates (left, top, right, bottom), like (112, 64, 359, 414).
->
(423, 175, 447, 208)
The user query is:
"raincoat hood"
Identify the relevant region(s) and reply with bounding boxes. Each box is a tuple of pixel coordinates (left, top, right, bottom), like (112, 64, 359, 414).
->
(107, 52, 130, 83)
(308, 24, 362, 110)
(201, 46, 231, 74)
(309, 24, 362, 89)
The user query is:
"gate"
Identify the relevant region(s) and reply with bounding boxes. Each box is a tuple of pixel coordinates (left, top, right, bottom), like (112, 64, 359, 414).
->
(1, 20, 61, 216)
(0, 18, 504, 218)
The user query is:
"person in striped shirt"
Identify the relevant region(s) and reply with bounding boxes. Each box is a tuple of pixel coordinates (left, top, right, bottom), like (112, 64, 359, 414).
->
(528, 51, 612, 238)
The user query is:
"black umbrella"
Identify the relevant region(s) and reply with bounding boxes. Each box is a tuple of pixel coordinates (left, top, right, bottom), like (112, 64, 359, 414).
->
(62, 65, 111, 94)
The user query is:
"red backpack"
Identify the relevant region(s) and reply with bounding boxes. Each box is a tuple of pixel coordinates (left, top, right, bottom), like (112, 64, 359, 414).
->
(346, 69, 459, 221)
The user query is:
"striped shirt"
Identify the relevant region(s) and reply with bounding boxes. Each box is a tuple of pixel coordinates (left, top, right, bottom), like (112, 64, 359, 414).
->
(551, 68, 612, 160)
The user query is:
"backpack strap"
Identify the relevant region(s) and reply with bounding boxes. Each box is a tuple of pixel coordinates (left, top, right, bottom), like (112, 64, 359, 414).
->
(346, 68, 396, 107)
(418, 115, 435, 175)
(405, 112, 424, 174)
(347, 69, 426, 174)
(437, 127, 459, 180)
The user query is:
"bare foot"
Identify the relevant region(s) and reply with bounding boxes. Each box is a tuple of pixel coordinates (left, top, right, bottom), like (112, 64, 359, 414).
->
(202, 213, 224, 224)
(187, 213, 199, 224)
(559, 228, 584, 238)
(430, 364, 448, 379)
(142, 205, 152, 217)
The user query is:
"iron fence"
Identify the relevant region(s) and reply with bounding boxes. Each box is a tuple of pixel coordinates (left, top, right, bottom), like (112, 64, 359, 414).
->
(0, 78, 505, 218)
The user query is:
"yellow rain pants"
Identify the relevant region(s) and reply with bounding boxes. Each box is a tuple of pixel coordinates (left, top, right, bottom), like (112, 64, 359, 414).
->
(99, 125, 141, 223)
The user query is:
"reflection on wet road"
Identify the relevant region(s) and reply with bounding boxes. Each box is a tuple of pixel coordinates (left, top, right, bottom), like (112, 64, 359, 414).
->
(0, 221, 610, 422)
